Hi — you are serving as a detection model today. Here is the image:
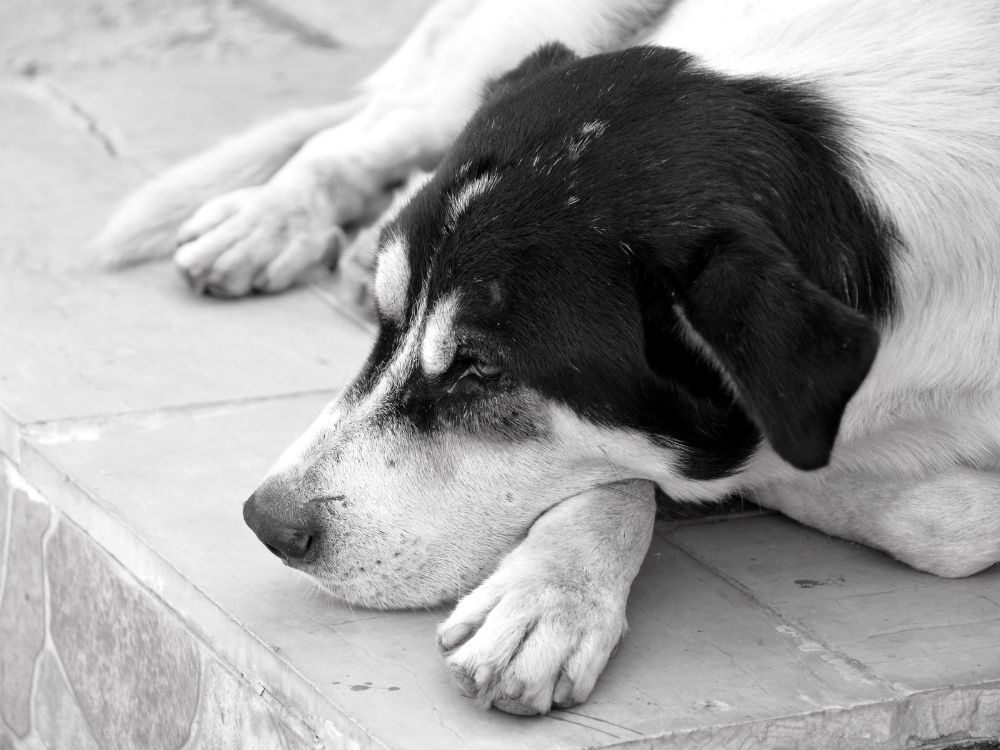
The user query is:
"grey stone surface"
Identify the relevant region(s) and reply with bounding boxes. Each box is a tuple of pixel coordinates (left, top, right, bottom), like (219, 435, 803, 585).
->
(33, 649, 101, 750)
(184, 658, 312, 750)
(0, 68, 375, 427)
(0, 472, 9, 597)
(0, 78, 142, 273)
(55, 46, 389, 171)
(0, 491, 49, 738)
(47, 517, 201, 750)
(665, 515, 1000, 692)
(241, 0, 435, 48)
(1, 0, 312, 74)
(0, 263, 371, 425)
(32, 396, 912, 750)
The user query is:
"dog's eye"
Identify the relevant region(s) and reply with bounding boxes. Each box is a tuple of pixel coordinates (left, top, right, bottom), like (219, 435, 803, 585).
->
(447, 360, 502, 393)
(467, 362, 502, 381)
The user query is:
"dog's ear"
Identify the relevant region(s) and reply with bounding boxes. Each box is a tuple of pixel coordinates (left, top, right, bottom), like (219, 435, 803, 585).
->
(484, 43, 579, 98)
(650, 211, 879, 470)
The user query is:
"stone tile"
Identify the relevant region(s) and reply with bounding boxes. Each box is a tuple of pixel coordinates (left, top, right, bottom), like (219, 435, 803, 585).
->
(0, 470, 9, 595)
(899, 687, 1000, 746)
(0, 491, 49, 738)
(47, 517, 201, 750)
(55, 48, 390, 171)
(665, 515, 1000, 691)
(0, 62, 374, 426)
(33, 649, 100, 750)
(31, 396, 899, 749)
(242, 0, 435, 48)
(1, 0, 330, 74)
(184, 658, 313, 750)
(0, 78, 142, 272)
(0, 263, 370, 425)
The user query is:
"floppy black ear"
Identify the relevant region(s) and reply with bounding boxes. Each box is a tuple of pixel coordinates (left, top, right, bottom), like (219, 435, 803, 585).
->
(484, 43, 579, 99)
(664, 217, 879, 470)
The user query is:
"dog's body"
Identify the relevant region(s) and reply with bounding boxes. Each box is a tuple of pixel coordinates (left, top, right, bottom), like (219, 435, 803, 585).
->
(96, 0, 1000, 715)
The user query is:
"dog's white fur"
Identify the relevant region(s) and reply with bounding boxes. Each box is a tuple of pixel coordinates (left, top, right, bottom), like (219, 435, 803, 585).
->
(420, 292, 461, 377)
(373, 232, 411, 323)
(97, 0, 1000, 714)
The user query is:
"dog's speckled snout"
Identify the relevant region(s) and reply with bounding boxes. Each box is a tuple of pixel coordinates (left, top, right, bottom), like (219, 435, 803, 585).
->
(243, 486, 322, 562)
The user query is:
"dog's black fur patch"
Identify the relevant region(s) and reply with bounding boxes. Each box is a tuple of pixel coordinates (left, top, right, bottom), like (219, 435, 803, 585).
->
(369, 43, 895, 477)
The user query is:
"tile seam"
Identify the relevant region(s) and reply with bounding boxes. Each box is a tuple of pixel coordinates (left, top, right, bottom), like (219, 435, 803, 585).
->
(21, 387, 340, 446)
(663, 533, 900, 697)
(596, 683, 1000, 750)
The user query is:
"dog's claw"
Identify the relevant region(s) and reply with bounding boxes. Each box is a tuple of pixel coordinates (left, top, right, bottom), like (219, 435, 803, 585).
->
(437, 622, 474, 652)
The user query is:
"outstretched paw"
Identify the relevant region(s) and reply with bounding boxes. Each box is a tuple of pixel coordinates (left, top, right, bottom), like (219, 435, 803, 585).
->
(437, 557, 628, 715)
(174, 184, 344, 297)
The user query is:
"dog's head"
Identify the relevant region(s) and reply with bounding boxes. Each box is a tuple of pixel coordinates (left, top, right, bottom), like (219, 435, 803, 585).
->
(244, 45, 886, 608)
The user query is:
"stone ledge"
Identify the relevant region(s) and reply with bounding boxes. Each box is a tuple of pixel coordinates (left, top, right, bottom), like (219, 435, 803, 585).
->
(3, 397, 1000, 748)
(0, 472, 338, 750)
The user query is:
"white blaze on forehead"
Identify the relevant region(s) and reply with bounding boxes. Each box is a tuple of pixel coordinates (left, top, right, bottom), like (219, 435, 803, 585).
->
(446, 173, 499, 228)
(374, 233, 410, 322)
(421, 292, 461, 376)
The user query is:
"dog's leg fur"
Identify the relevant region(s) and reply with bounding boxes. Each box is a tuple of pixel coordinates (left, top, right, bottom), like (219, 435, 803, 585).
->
(93, 0, 674, 296)
(761, 469, 1000, 578)
(437, 479, 656, 715)
(90, 102, 365, 270)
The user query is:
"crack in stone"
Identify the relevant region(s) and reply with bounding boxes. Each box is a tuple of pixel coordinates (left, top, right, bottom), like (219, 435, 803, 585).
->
(21, 77, 121, 158)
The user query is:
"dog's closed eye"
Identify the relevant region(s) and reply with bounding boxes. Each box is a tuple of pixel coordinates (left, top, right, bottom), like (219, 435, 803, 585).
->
(447, 360, 503, 393)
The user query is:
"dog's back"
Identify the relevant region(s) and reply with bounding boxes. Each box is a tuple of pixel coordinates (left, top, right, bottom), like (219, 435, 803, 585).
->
(652, 0, 1000, 473)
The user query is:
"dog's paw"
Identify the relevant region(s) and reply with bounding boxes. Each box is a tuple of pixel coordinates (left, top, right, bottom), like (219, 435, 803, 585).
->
(335, 223, 382, 312)
(437, 558, 628, 715)
(175, 184, 345, 297)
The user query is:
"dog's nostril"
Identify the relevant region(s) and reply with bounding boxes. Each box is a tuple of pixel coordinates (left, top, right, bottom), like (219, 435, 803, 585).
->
(258, 526, 315, 561)
(244, 489, 321, 562)
(281, 529, 314, 559)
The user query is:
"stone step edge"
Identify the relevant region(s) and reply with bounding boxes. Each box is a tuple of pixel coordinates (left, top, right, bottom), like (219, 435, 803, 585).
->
(2, 442, 383, 750)
(6, 409, 1000, 748)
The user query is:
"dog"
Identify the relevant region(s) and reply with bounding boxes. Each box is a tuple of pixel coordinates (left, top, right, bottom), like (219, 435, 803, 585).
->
(93, 0, 1000, 716)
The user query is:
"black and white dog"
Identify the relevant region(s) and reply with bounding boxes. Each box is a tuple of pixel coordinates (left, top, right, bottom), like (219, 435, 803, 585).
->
(95, 0, 1000, 716)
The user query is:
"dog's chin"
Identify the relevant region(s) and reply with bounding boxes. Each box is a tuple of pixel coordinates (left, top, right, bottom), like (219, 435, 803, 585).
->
(293, 550, 506, 611)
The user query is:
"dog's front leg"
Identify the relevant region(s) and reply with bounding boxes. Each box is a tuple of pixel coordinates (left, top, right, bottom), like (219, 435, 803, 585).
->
(168, 0, 674, 297)
(172, 107, 444, 297)
(437, 479, 656, 715)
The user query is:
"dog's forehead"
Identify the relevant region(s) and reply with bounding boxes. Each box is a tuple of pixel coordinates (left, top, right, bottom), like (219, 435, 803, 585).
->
(373, 230, 411, 323)
(375, 168, 513, 324)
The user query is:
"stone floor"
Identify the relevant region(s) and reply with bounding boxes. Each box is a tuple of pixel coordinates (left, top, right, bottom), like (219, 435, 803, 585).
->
(2, 2, 1000, 749)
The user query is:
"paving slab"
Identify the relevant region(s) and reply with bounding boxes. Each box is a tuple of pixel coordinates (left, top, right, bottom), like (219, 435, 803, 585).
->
(0, 77, 142, 271)
(239, 0, 436, 48)
(13, 393, 931, 750)
(0, 262, 370, 434)
(52, 47, 390, 170)
(19, 394, 1000, 747)
(665, 516, 1000, 692)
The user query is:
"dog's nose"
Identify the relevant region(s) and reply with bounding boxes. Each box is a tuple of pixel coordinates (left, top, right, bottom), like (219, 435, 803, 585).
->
(243, 490, 321, 561)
